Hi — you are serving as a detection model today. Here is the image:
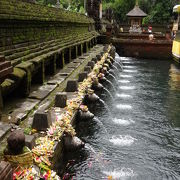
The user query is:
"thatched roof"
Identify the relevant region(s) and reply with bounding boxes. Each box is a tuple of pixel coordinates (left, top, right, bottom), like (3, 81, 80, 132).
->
(127, 5, 147, 17)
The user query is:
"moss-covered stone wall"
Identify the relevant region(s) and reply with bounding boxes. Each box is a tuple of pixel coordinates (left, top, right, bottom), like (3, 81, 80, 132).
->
(0, 0, 95, 50)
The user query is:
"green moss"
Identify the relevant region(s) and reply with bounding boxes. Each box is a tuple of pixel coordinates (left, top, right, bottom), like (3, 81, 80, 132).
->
(12, 67, 26, 80)
(0, 0, 94, 24)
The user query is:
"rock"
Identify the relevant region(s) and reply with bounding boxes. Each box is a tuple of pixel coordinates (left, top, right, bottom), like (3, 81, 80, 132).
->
(32, 111, 52, 131)
(25, 134, 36, 150)
(78, 72, 88, 82)
(55, 92, 67, 108)
(91, 57, 97, 63)
(103, 45, 109, 52)
(78, 110, 94, 121)
(99, 76, 108, 84)
(0, 161, 13, 180)
(63, 134, 85, 152)
(92, 82, 104, 91)
(109, 46, 116, 58)
(100, 52, 104, 56)
(66, 80, 78, 92)
(84, 93, 100, 103)
(84, 66, 91, 73)
(96, 54, 101, 60)
(7, 130, 25, 155)
(87, 61, 95, 69)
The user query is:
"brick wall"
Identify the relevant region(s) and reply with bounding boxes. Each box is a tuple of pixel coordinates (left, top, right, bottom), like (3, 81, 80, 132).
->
(113, 38, 172, 60)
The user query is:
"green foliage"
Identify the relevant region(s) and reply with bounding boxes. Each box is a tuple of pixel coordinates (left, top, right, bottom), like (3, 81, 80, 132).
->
(102, 0, 179, 24)
(36, 0, 85, 13)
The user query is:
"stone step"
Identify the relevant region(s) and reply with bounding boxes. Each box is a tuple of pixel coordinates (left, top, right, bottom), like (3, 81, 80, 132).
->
(0, 55, 5, 62)
(0, 61, 11, 71)
(10, 33, 93, 66)
(0, 66, 13, 79)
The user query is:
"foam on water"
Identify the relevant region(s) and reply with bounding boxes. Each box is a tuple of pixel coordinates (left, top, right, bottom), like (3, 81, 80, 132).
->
(119, 86, 135, 90)
(123, 69, 138, 73)
(119, 75, 133, 78)
(109, 135, 136, 146)
(103, 168, 136, 179)
(118, 80, 130, 83)
(116, 104, 132, 109)
(116, 93, 132, 98)
(113, 118, 135, 126)
(123, 66, 136, 69)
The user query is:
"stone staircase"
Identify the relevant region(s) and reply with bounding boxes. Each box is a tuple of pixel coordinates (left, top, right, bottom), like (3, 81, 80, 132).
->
(0, 55, 13, 83)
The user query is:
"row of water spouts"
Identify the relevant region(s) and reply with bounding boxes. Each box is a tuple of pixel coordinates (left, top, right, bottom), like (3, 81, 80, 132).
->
(81, 48, 124, 145)
(62, 47, 124, 179)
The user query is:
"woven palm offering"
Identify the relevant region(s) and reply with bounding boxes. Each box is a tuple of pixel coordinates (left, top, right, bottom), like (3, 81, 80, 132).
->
(4, 147, 33, 166)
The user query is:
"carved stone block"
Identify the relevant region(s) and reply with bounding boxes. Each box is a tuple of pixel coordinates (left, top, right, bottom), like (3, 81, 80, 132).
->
(55, 92, 67, 108)
(66, 80, 78, 92)
(32, 111, 52, 131)
(78, 72, 88, 82)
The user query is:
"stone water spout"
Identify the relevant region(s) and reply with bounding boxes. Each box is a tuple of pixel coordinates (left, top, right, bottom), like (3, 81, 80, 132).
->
(63, 134, 85, 152)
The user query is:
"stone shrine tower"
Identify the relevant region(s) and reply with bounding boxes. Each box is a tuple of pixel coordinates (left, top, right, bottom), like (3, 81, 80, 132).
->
(126, 0, 147, 32)
(86, 0, 102, 31)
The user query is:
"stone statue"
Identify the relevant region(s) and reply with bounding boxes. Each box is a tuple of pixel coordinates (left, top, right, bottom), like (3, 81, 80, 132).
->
(4, 130, 25, 155)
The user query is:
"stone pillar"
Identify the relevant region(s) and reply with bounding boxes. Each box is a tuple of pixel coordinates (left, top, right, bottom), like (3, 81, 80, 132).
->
(55, 92, 67, 108)
(69, 48, 72, 62)
(75, 46, 78, 58)
(0, 86, 3, 109)
(61, 51, 65, 67)
(81, 44, 83, 55)
(0, 86, 3, 120)
(35, 60, 45, 84)
(52, 54, 57, 75)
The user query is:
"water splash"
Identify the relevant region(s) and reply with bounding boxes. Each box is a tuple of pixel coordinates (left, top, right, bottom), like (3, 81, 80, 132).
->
(84, 143, 96, 154)
(109, 70, 118, 78)
(103, 168, 136, 179)
(114, 62, 123, 71)
(103, 87, 114, 100)
(116, 93, 132, 98)
(124, 69, 138, 73)
(112, 118, 135, 126)
(123, 66, 136, 69)
(109, 135, 136, 146)
(108, 74, 118, 86)
(105, 79, 117, 92)
(112, 64, 119, 72)
(116, 104, 133, 110)
(98, 98, 111, 116)
(93, 117, 109, 136)
(118, 80, 130, 83)
(119, 86, 135, 90)
(119, 75, 133, 78)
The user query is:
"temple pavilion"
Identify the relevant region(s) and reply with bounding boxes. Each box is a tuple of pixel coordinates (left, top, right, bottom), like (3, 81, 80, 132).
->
(126, 0, 147, 30)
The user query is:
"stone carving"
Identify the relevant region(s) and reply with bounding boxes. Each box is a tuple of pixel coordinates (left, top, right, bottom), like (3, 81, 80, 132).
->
(129, 25, 142, 34)
(5, 130, 25, 155)
(87, 0, 102, 31)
